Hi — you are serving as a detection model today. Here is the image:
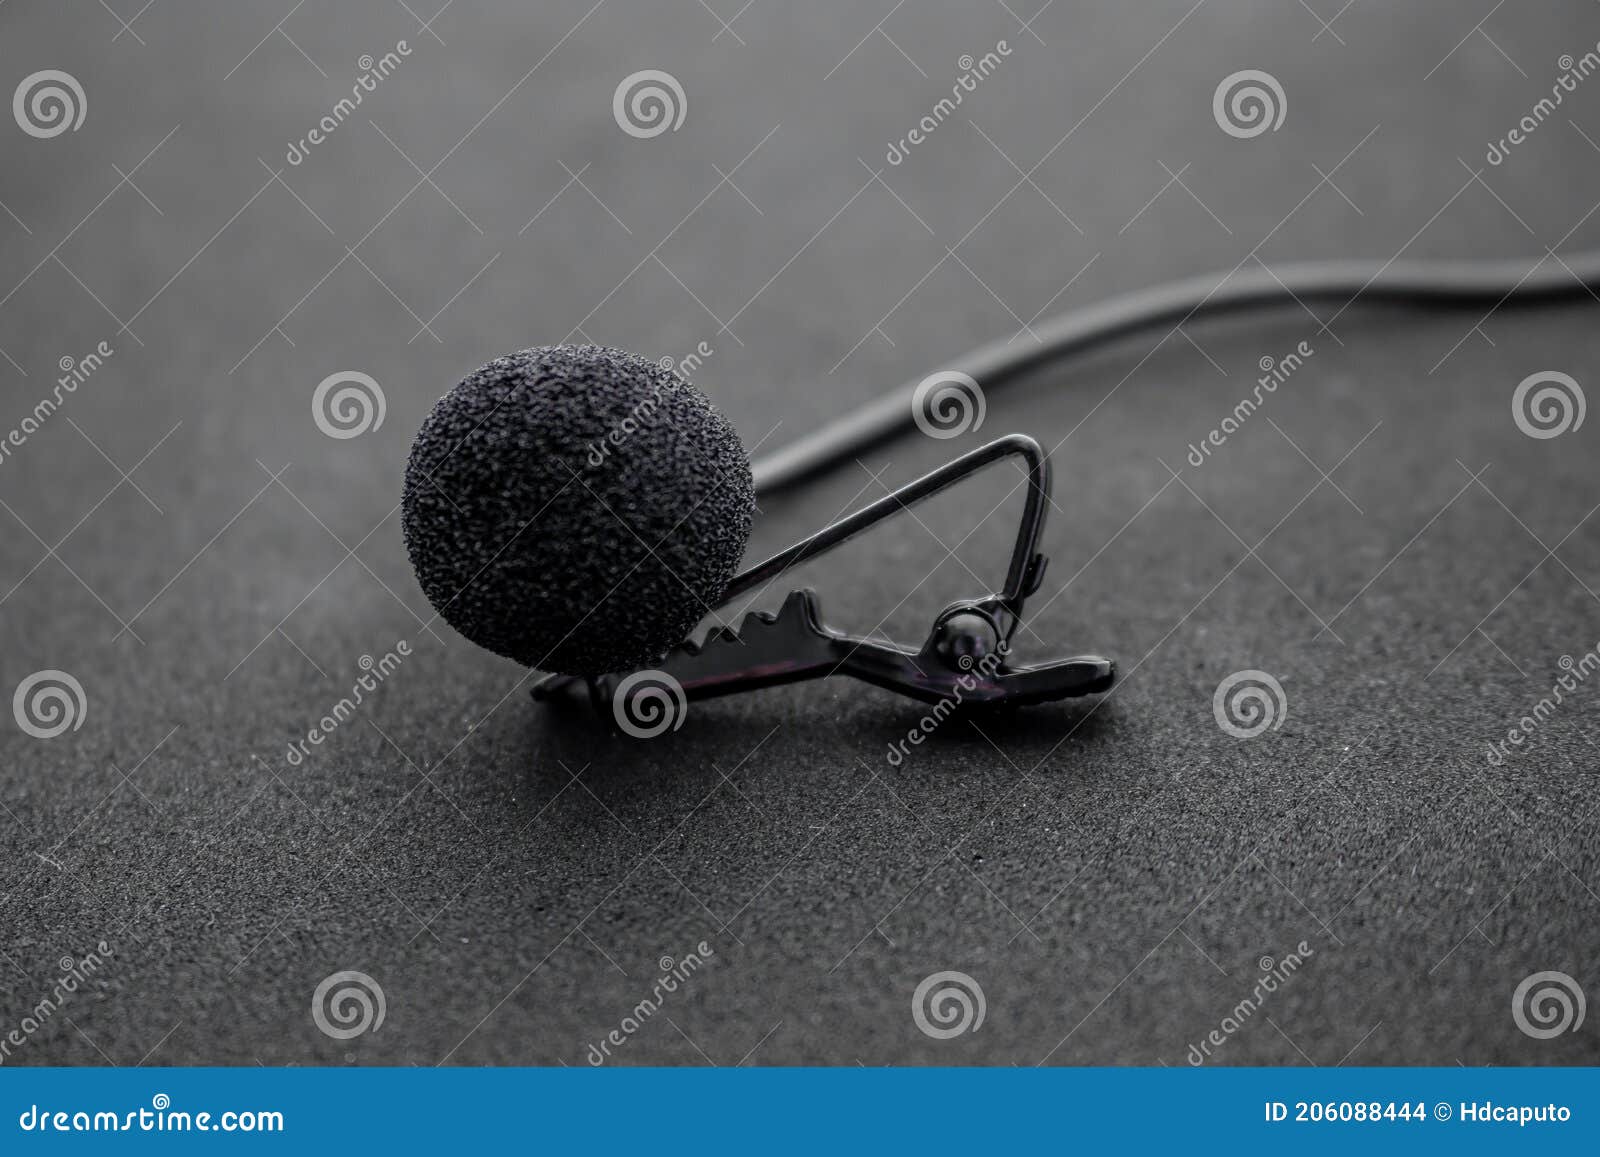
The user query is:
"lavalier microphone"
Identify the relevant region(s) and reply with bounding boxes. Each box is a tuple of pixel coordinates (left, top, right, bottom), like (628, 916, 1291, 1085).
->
(401, 249, 1600, 720)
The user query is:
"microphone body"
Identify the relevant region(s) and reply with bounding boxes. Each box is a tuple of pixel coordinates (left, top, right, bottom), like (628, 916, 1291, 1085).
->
(402, 345, 754, 676)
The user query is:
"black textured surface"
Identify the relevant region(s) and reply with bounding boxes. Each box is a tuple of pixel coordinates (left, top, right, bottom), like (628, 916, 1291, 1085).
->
(402, 345, 753, 675)
(1, 0, 1598, 1069)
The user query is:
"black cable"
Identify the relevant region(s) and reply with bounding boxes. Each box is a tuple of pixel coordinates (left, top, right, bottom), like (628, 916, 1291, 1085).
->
(750, 251, 1600, 496)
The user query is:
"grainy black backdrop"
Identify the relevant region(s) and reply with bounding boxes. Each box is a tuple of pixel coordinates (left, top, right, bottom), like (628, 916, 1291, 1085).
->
(1, 0, 1598, 1065)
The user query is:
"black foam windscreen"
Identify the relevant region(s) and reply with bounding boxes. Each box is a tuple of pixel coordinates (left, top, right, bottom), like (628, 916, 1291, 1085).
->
(402, 345, 754, 676)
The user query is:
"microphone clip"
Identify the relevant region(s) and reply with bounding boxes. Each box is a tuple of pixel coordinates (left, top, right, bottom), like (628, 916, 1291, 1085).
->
(532, 433, 1114, 720)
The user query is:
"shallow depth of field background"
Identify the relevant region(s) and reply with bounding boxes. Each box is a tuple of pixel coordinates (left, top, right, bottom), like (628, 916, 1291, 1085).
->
(1, 1, 1598, 1065)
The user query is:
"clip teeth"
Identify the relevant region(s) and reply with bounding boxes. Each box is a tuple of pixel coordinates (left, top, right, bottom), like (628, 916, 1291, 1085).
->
(678, 592, 810, 658)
